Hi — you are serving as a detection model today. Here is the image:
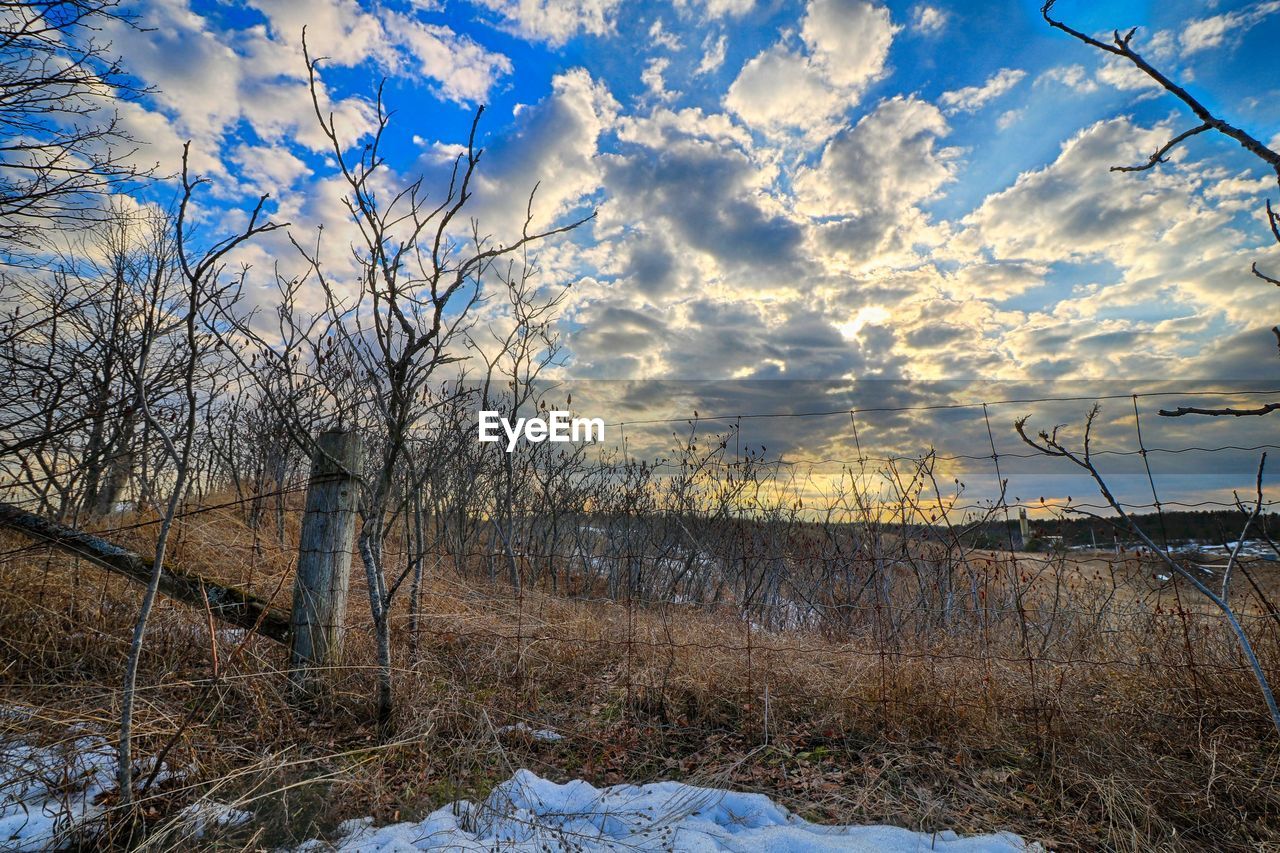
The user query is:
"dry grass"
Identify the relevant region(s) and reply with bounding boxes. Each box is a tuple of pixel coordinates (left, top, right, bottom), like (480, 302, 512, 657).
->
(2, 498, 1280, 851)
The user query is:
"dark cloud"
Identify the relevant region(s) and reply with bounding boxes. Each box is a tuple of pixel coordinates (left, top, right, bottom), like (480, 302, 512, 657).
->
(603, 141, 803, 270)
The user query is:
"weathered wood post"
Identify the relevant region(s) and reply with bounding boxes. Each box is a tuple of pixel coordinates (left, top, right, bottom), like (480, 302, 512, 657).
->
(290, 429, 362, 686)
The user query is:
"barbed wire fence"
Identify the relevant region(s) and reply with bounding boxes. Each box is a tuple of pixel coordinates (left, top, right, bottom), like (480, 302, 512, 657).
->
(2, 385, 1280, 848)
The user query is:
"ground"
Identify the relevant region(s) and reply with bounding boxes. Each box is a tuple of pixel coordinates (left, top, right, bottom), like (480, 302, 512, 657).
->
(1, 496, 1278, 850)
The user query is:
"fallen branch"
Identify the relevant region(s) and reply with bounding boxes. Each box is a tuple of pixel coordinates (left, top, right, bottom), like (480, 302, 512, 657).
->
(0, 500, 290, 644)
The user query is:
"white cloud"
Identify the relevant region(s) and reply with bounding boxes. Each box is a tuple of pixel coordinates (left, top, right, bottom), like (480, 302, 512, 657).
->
(648, 18, 682, 51)
(909, 4, 947, 35)
(674, 0, 755, 19)
(835, 305, 891, 339)
(464, 69, 619, 237)
(797, 96, 953, 217)
(250, 0, 512, 103)
(958, 118, 1196, 263)
(1180, 1, 1280, 55)
(470, 0, 622, 45)
(641, 57, 678, 102)
(231, 144, 312, 194)
(726, 0, 898, 135)
(996, 108, 1023, 131)
(248, 0, 389, 66)
(386, 13, 513, 103)
(615, 106, 753, 149)
(696, 33, 728, 76)
(944, 261, 1047, 301)
(725, 46, 833, 131)
(102, 0, 510, 187)
(939, 68, 1025, 114)
(947, 115, 1278, 359)
(1095, 59, 1162, 92)
(795, 96, 955, 268)
(800, 0, 896, 89)
(1037, 64, 1098, 94)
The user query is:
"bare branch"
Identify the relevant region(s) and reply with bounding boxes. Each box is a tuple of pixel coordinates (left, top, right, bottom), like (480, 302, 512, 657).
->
(1110, 123, 1212, 173)
(1159, 403, 1280, 418)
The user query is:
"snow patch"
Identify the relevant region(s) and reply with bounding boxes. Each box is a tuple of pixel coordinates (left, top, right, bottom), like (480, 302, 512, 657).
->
(1, 731, 119, 851)
(293, 769, 1039, 851)
(0, 721, 181, 851)
(495, 723, 564, 742)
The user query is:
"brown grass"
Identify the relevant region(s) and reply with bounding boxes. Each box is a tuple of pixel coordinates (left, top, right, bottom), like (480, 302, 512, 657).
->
(2, 497, 1279, 851)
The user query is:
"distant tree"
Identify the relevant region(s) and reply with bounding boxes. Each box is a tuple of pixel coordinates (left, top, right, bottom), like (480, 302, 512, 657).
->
(1043, 1, 1280, 417)
(0, 0, 149, 253)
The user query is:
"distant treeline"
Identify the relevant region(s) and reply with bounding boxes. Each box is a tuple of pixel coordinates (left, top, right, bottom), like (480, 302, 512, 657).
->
(950, 510, 1280, 549)
(1028, 510, 1278, 547)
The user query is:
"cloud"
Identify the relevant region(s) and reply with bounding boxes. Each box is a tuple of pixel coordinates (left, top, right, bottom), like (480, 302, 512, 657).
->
(600, 138, 804, 272)
(943, 261, 1047, 301)
(1036, 60, 1159, 95)
(1095, 59, 1162, 92)
(1180, 1, 1280, 55)
(470, 0, 622, 45)
(641, 57, 678, 102)
(615, 106, 753, 150)
(385, 12, 513, 103)
(102, 0, 511, 186)
(674, 0, 755, 19)
(797, 96, 953, 215)
(251, 0, 512, 102)
(933, 115, 1279, 377)
(648, 18, 682, 51)
(796, 96, 955, 265)
(996, 108, 1024, 131)
(957, 118, 1208, 264)
(248, 0, 389, 66)
(106, 0, 248, 141)
(696, 33, 728, 76)
(464, 69, 619, 238)
(725, 0, 897, 135)
(939, 68, 1025, 114)
(909, 4, 947, 35)
(1037, 64, 1098, 94)
(724, 46, 834, 131)
(230, 144, 312, 194)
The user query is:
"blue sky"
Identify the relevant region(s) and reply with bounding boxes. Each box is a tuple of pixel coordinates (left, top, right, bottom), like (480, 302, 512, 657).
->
(98, 0, 1280, 510)
(107, 0, 1280, 376)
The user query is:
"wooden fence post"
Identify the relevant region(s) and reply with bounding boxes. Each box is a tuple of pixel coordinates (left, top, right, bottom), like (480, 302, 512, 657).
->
(290, 429, 362, 685)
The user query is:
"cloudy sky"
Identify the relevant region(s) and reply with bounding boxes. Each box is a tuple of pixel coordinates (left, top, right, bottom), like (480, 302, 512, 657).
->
(105, 0, 1280, 512)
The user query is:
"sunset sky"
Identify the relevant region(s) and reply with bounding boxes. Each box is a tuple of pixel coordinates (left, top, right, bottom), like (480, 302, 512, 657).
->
(102, 0, 1280, 512)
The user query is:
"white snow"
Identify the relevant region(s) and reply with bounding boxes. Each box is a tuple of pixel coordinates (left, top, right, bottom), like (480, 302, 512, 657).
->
(495, 722, 564, 742)
(293, 769, 1039, 852)
(0, 729, 119, 851)
(0, 719, 185, 851)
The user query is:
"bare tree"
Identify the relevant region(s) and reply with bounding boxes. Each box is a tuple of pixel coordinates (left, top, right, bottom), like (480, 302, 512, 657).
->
(115, 144, 282, 812)
(215, 33, 592, 733)
(0, 0, 150, 254)
(1015, 407, 1280, 735)
(0, 204, 185, 520)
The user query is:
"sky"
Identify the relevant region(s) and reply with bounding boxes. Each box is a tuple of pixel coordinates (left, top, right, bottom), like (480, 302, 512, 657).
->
(97, 0, 1280, 514)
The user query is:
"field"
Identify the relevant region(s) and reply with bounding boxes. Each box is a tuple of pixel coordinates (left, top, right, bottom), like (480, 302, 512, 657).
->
(2, 495, 1279, 851)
